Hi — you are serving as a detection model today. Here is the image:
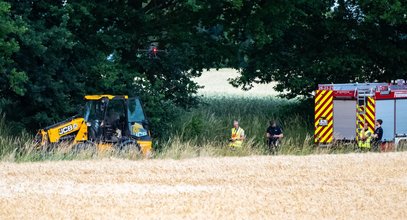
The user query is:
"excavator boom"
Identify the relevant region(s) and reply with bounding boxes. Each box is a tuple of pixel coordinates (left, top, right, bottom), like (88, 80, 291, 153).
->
(35, 116, 88, 146)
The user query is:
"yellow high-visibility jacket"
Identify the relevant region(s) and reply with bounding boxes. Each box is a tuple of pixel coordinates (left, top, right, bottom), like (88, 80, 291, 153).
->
(358, 130, 372, 149)
(230, 127, 245, 148)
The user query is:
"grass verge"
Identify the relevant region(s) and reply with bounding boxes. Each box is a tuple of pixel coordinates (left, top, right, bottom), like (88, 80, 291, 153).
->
(0, 97, 382, 162)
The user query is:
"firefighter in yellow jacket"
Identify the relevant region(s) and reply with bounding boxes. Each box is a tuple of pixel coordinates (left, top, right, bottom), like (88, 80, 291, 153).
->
(358, 123, 372, 149)
(229, 120, 245, 148)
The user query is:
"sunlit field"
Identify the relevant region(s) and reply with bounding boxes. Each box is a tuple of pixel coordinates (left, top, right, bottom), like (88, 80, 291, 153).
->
(1, 153, 407, 219)
(194, 68, 279, 97)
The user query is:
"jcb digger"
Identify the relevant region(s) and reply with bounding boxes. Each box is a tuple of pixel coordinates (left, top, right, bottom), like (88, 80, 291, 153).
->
(35, 95, 152, 156)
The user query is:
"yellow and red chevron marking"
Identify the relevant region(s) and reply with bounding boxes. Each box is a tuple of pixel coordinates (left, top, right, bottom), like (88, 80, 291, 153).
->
(355, 97, 375, 141)
(365, 97, 375, 132)
(356, 105, 365, 136)
(314, 90, 333, 143)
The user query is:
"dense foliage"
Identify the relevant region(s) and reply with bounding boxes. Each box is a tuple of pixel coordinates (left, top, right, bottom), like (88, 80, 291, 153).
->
(0, 0, 406, 134)
(227, 0, 407, 98)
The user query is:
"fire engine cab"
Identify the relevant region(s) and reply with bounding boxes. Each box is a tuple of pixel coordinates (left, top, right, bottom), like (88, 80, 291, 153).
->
(314, 79, 407, 149)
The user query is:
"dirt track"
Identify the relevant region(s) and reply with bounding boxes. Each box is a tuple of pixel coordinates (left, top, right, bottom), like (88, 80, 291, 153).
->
(1, 153, 407, 219)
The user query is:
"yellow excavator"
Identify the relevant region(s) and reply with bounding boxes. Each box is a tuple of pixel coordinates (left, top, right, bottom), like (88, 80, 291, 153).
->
(35, 95, 152, 156)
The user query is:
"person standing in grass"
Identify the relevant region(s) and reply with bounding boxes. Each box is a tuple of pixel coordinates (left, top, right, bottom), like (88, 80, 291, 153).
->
(266, 120, 284, 154)
(229, 120, 245, 148)
(372, 119, 384, 151)
(358, 123, 372, 150)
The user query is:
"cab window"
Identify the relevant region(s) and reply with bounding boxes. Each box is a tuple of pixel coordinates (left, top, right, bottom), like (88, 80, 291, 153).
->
(84, 100, 106, 121)
(127, 98, 145, 122)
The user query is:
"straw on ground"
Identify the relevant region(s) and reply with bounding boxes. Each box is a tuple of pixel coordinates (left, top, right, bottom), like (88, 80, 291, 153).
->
(1, 152, 406, 219)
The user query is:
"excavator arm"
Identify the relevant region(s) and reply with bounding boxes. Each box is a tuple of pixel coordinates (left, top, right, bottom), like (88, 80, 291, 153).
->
(35, 117, 88, 148)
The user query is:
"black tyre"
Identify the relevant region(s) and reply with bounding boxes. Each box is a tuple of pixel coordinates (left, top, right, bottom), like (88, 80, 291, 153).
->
(117, 139, 141, 154)
(73, 141, 97, 156)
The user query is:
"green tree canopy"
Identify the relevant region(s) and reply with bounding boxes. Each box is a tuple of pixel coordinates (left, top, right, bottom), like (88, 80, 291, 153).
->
(227, 0, 407, 98)
(0, 0, 27, 113)
(1, 0, 406, 134)
(1, 0, 241, 134)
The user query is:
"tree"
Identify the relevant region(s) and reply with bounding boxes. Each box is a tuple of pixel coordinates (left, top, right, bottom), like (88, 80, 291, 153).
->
(227, 0, 407, 98)
(0, 0, 27, 116)
(1, 0, 240, 136)
(55, 0, 226, 136)
(4, 0, 405, 135)
(2, 0, 88, 131)
(64, 0, 239, 136)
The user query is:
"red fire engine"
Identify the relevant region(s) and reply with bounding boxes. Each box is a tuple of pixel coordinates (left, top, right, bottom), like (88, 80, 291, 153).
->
(314, 79, 407, 150)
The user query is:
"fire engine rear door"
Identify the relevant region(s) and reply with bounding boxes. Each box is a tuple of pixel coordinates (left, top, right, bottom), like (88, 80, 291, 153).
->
(396, 99, 407, 136)
(376, 100, 395, 141)
(333, 100, 356, 140)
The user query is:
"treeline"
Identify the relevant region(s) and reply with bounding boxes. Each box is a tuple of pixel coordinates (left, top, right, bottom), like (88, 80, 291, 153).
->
(0, 0, 406, 134)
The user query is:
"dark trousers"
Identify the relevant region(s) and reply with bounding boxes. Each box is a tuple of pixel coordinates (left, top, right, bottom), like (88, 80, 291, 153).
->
(372, 140, 382, 152)
(268, 138, 280, 154)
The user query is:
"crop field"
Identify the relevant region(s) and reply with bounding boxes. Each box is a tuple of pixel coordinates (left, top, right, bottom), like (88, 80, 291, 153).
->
(1, 152, 407, 219)
(1, 69, 406, 219)
(194, 68, 278, 96)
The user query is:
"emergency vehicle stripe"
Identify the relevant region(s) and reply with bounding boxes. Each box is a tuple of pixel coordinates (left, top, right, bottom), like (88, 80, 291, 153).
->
(316, 121, 333, 143)
(366, 97, 375, 132)
(315, 90, 324, 104)
(320, 124, 333, 143)
(315, 107, 333, 128)
(314, 90, 333, 144)
(315, 116, 333, 136)
(315, 91, 332, 113)
(315, 92, 333, 122)
(357, 106, 365, 127)
(318, 117, 333, 139)
(356, 105, 364, 139)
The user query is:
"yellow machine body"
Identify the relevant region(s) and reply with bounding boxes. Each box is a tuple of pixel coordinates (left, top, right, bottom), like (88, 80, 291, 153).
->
(36, 95, 152, 156)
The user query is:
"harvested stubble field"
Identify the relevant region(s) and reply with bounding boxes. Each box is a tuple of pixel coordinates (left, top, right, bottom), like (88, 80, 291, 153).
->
(1, 152, 407, 219)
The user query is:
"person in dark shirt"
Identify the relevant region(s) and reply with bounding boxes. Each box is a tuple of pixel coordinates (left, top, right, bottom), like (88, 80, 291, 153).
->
(266, 120, 284, 154)
(372, 119, 383, 151)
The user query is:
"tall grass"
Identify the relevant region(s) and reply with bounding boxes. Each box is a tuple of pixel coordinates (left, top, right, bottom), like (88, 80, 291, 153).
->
(0, 115, 34, 161)
(0, 96, 359, 162)
(156, 96, 361, 157)
(156, 96, 317, 157)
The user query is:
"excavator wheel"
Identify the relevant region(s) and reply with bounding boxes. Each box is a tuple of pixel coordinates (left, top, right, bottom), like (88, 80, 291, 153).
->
(73, 141, 97, 156)
(117, 139, 141, 155)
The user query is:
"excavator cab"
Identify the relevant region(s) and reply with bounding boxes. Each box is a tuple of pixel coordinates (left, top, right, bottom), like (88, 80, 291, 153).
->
(83, 95, 152, 153)
(83, 97, 127, 142)
(84, 96, 150, 137)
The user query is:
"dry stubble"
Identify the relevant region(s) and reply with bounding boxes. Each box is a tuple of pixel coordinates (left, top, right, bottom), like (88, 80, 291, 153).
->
(1, 152, 407, 219)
